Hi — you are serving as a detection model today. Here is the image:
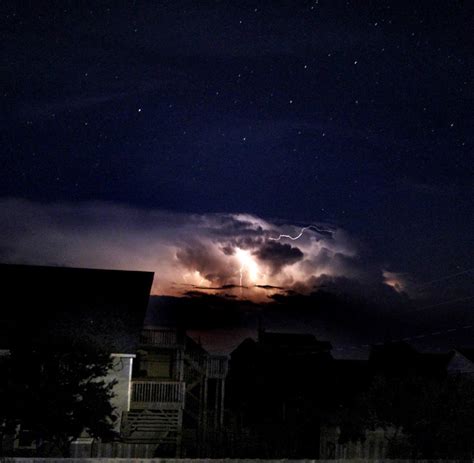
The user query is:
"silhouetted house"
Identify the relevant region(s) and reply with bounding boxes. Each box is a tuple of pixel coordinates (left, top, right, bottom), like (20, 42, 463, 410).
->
(370, 343, 474, 379)
(226, 329, 332, 458)
(369, 341, 451, 379)
(368, 341, 418, 376)
(326, 358, 370, 404)
(321, 342, 467, 459)
(0, 263, 153, 455)
(0, 264, 229, 458)
(0, 263, 153, 353)
(319, 359, 375, 460)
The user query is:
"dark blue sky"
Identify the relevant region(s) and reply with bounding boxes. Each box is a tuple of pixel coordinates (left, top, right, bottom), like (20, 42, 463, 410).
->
(2, 0, 473, 291)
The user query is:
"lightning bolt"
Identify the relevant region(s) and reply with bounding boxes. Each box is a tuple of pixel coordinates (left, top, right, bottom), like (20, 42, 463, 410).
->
(239, 265, 244, 296)
(268, 225, 330, 241)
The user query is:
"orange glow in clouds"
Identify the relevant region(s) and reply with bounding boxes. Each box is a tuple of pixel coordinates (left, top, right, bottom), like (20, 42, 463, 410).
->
(235, 248, 263, 286)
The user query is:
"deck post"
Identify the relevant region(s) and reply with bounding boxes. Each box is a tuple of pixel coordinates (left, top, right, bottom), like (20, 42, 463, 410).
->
(219, 378, 225, 426)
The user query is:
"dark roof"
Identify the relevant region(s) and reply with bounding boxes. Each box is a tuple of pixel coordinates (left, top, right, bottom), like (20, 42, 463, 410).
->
(417, 352, 452, 374)
(230, 331, 332, 361)
(370, 341, 417, 360)
(229, 337, 257, 359)
(0, 264, 154, 353)
(261, 332, 317, 345)
(369, 342, 452, 377)
(330, 359, 370, 380)
(260, 331, 332, 354)
(332, 358, 369, 372)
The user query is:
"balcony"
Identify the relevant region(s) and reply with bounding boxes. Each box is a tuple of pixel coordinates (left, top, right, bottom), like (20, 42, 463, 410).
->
(140, 327, 181, 348)
(130, 380, 185, 410)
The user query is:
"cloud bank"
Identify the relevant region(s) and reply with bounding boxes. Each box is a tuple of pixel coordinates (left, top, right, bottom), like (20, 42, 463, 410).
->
(0, 198, 406, 301)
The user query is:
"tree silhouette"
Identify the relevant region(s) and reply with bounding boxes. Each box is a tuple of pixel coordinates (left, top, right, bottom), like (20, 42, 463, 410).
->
(339, 373, 474, 458)
(0, 342, 118, 456)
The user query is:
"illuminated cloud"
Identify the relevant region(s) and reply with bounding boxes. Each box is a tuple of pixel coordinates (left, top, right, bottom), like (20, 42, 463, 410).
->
(383, 270, 413, 294)
(0, 198, 405, 300)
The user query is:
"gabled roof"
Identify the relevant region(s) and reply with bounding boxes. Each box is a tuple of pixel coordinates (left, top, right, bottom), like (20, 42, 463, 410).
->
(0, 263, 154, 352)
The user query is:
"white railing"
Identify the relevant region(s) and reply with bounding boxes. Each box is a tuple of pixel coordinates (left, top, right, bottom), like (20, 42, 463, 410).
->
(140, 328, 179, 347)
(207, 355, 229, 378)
(131, 381, 185, 404)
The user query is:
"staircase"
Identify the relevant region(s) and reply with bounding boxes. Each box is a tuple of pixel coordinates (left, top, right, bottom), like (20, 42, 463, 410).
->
(123, 327, 228, 457)
(183, 337, 208, 426)
(122, 409, 181, 445)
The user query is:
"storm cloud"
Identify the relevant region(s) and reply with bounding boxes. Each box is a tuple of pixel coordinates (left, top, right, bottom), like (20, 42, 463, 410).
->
(0, 198, 405, 300)
(253, 241, 304, 274)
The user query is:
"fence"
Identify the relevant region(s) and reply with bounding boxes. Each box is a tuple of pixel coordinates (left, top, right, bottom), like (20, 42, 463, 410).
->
(3, 458, 473, 463)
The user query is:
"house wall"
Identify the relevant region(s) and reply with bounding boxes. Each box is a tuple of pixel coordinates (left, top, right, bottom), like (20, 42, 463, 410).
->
(105, 353, 135, 433)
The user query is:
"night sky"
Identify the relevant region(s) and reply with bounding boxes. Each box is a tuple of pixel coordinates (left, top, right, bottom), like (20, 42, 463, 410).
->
(1, 1, 473, 354)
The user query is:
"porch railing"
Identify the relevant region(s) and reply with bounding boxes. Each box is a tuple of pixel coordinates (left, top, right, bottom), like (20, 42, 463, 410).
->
(131, 381, 185, 408)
